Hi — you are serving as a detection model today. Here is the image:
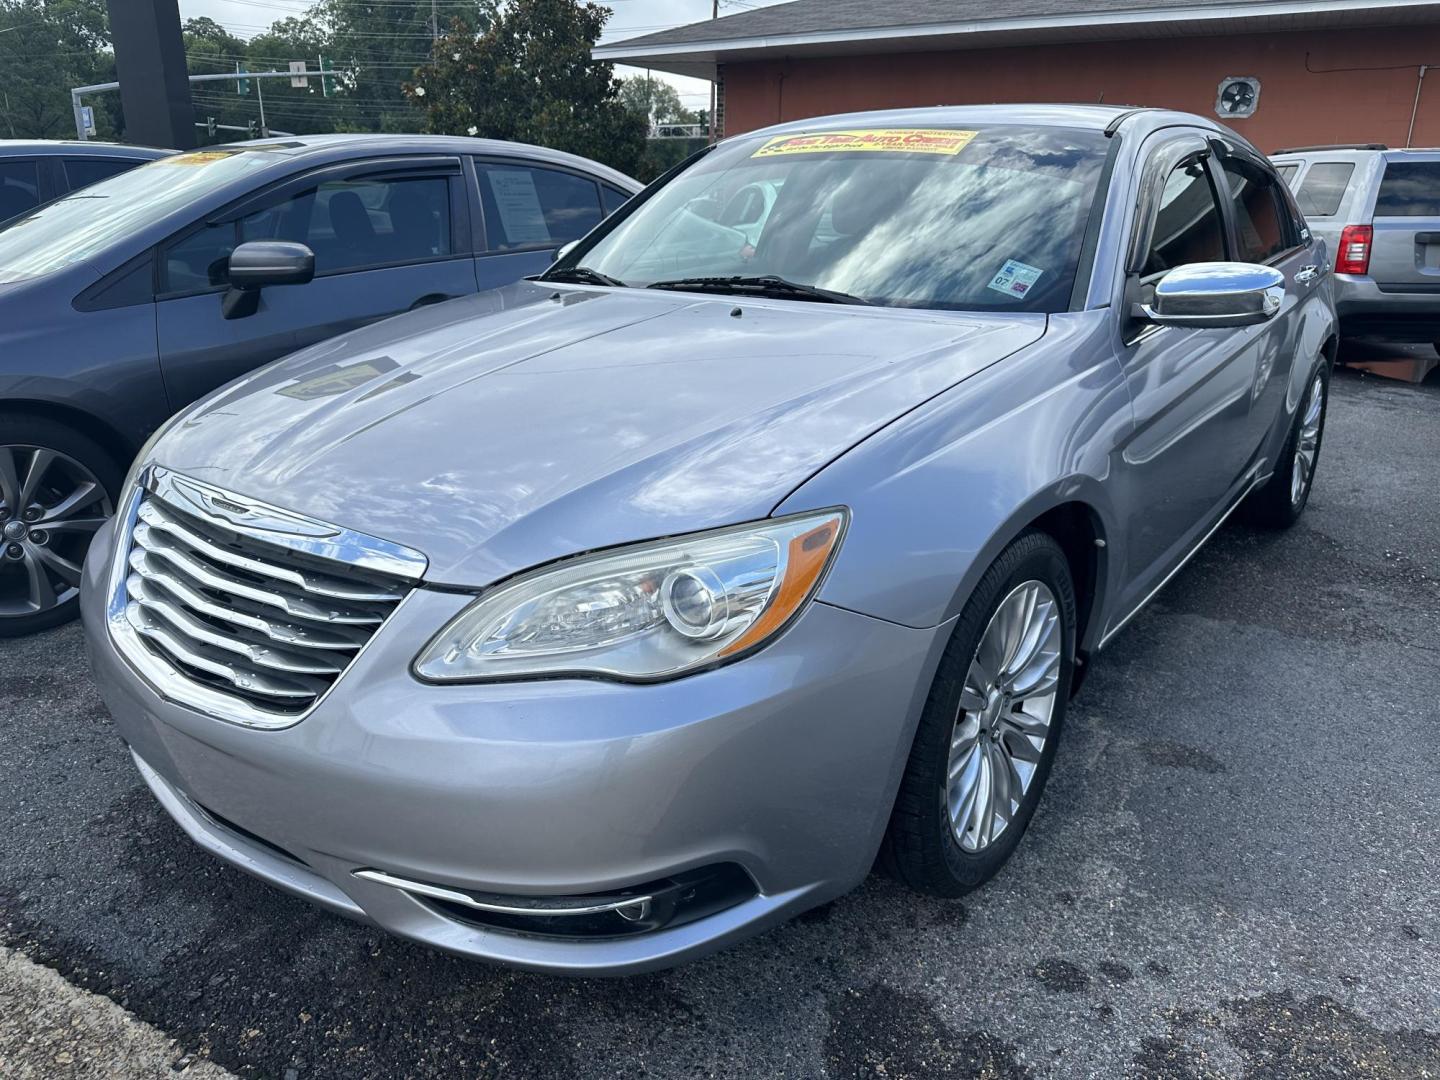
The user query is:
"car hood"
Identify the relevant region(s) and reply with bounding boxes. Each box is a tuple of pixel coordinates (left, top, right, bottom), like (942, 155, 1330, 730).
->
(155, 281, 1043, 585)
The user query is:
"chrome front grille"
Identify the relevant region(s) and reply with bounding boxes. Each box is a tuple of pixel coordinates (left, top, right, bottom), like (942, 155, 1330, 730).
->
(107, 467, 427, 728)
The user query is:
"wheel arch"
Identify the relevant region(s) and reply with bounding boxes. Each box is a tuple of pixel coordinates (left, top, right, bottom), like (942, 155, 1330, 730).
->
(0, 398, 137, 479)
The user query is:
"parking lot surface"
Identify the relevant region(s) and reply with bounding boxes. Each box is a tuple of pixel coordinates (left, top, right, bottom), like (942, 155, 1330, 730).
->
(1, 365, 1437, 1079)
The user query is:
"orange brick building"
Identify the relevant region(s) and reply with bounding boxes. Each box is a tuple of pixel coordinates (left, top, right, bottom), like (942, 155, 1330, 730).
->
(596, 0, 1440, 153)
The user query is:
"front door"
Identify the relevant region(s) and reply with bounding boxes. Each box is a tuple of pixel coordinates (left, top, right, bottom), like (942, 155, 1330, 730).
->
(155, 160, 475, 410)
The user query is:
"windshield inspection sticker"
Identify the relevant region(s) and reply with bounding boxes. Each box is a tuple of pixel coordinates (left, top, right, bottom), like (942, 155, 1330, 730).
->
(752, 129, 978, 158)
(987, 259, 1045, 299)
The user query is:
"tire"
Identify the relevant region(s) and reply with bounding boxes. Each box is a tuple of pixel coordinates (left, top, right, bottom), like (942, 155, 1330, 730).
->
(884, 530, 1077, 897)
(1243, 361, 1329, 530)
(0, 414, 121, 637)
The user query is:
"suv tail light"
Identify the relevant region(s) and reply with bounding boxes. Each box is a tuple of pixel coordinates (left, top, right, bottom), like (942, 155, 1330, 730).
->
(1336, 224, 1372, 275)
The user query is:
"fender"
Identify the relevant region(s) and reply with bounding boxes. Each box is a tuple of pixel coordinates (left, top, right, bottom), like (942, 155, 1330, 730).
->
(776, 310, 1135, 654)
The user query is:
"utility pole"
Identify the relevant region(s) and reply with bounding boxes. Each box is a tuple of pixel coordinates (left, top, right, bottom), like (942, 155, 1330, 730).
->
(256, 76, 268, 137)
(430, 0, 439, 43)
(709, 0, 719, 142)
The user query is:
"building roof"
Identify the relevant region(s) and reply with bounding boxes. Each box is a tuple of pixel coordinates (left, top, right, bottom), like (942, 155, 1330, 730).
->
(595, 0, 1440, 79)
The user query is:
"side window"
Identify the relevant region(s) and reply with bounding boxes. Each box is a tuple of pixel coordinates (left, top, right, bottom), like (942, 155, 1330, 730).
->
(241, 174, 453, 274)
(160, 221, 237, 294)
(1274, 163, 1299, 189)
(63, 158, 140, 191)
(1294, 162, 1354, 218)
(1220, 156, 1292, 263)
(0, 160, 40, 220)
(476, 163, 603, 251)
(1142, 156, 1227, 277)
(601, 184, 631, 216)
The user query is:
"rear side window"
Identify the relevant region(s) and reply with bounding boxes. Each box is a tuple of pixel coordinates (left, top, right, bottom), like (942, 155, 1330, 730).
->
(1375, 161, 1440, 216)
(1220, 157, 1291, 263)
(0, 160, 40, 221)
(1294, 162, 1354, 217)
(601, 184, 631, 215)
(1274, 163, 1299, 188)
(63, 157, 141, 191)
(476, 164, 603, 251)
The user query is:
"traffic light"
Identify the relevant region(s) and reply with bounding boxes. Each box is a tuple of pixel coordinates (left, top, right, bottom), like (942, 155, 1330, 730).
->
(247, 119, 258, 138)
(235, 62, 250, 96)
(319, 55, 336, 97)
(206, 116, 217, 138)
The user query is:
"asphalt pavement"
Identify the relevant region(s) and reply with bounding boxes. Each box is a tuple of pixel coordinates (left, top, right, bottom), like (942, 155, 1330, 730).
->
(1, 364, 1437, 1079)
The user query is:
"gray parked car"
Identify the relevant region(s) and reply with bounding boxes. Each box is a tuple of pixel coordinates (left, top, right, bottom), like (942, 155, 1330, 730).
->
(0, 140, 173, 221)
(1271, 144, 1440, 347)
(82, 105, 1336, 974)
(0, 135, 639, 635)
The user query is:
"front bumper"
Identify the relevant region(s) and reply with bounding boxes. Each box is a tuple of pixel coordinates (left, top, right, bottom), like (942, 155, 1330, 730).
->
(82, 518, 948, 975)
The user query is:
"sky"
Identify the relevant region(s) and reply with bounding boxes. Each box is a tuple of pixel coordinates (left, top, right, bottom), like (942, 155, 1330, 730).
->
(175, 0, 790, 110)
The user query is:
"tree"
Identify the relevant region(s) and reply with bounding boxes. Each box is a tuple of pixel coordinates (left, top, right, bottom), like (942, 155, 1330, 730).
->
(618, 74, 686, 127)
(409, 0, 646, 176)
(0, 0, 114, 139)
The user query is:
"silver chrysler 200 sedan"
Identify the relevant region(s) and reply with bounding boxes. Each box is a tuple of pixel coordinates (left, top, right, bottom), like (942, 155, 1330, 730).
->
(81, 105, 1336, 974)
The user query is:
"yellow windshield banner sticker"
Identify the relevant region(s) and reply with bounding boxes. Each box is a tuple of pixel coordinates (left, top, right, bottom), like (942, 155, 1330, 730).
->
(752, 129, 978, 158)
(160, 151, 242, 166)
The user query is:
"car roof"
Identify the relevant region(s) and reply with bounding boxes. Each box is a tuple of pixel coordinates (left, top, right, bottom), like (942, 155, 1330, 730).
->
(726, 104, 1257, 154)
(202, 133, 643, 190)
(0, 140, 175, 160)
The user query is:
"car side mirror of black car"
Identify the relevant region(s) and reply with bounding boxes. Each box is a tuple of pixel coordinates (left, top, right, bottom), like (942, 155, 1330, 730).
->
(1134, 262, 1285, 330)
(222, 241, 316, 320)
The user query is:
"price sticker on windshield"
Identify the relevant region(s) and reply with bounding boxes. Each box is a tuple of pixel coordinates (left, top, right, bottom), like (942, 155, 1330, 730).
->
(752, 129, 978, 158)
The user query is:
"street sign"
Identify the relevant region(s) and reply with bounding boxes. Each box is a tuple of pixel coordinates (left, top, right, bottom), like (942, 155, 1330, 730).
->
(79, 105, 96, 137)
(319, 55, 335, 97)
(236, 63, 250, 95)
(289, 61, 308, 88)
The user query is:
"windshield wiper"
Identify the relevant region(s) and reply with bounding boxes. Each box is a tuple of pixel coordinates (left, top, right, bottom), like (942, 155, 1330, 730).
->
(646, 275, 871, 305)
(540, 265, 627, 288)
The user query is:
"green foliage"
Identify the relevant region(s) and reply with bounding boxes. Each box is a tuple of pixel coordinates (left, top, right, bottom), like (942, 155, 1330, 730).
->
(0, 0, 116, 139)
(409, 0, 647, 176)
(619, 75, 687, 126)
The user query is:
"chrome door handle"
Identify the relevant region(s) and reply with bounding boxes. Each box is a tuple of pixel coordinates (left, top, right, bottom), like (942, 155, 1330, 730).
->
(1295, 265, 1324, 285)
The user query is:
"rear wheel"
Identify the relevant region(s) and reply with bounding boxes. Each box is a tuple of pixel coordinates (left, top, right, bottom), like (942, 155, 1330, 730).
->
(884, 531, 1076, 897)
(1244, 363, 1328, 529)
(0, 415, 119, 637)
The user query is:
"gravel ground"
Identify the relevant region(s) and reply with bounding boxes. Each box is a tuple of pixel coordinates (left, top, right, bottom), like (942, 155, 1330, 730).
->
(0, 364, 1437, 1079)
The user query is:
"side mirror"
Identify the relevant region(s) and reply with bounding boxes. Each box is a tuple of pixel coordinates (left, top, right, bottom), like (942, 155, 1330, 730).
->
(222, 241, 315, 320)
(1139, 262, 1285, 329)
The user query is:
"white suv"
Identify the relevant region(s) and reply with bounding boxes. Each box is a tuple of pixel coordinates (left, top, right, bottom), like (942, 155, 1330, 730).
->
(1271, 145, 1440, 352)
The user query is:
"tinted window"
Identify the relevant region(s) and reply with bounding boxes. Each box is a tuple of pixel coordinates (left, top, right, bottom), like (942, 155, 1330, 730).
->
(244, 175, 452, 274)
(1143, 157, 1226, 277)
(1375, 161, 1440, 216)
(601, 184, 631, 215)
(160, 173, 453, 293)
(1221, 158, 1291, 263)
(573, 125, 1111, 313)
(477, 165, 603, 250)
(1274, 163, 1299, 188)
(1295, 162, 1354, 217)
(0, 160, 41, 221)
(64, 157, 141, 191)
(162, 222, 235, 293)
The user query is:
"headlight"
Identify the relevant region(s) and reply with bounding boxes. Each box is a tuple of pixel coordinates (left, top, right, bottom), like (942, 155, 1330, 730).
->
(414, 509, 847, 683)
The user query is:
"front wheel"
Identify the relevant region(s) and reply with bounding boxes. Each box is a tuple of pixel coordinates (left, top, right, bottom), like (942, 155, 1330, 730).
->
(0, 415, 120, 637)
(884, 531, 1076, 897)
(1244, 363, 1329, 529)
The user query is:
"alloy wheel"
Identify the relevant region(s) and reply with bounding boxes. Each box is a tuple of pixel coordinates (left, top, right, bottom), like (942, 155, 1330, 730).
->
(0, 445, 113, 619)
(1291, 372, 1325, 506)
(946, 580, 1062, 853)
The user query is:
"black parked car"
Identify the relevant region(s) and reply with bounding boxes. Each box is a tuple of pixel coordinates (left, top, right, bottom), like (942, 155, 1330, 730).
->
(0, 140, 174, 220)
(0, 134, 641, 635)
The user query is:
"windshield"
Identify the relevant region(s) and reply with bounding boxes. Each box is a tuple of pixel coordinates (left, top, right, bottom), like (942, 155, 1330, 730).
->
(562, 124, 1111, 313)
(0, 149, 282, 284)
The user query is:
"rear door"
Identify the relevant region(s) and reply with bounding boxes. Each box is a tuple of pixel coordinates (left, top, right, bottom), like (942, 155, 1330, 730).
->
(1367, 155, 1440, 292)
(471, 158, 608, 290)
(155, 156, 475, 409)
